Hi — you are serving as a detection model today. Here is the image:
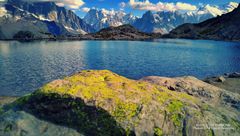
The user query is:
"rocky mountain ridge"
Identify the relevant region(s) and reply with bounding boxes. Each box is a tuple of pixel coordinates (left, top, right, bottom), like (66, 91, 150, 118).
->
(0, 0, 95, 39)
(83, 9, 137, 32)
(83, 2, 238, 34)
(80, 25, 161, 40)
(0, 1, 239, 41)
(165, 4, 240, 41)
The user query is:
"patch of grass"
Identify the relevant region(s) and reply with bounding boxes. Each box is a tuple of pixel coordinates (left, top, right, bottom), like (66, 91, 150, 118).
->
(14, 94, 32, 104)
(154, 127, 163, 136)
(0, 108, 3, 114)
(230, 118, 240, 131)
(167, 100, 184, 127)
(208, 129, 214, 136)
(167, 100, 184, 113)
(4, 124, 12, 133)
(113, 102, 138, 121)
(171, 113, 184, 127)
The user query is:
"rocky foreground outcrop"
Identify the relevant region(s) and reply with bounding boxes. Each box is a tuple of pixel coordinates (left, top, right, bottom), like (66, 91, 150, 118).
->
(165, 4, 240, 41)
(0, 70, 240, 136)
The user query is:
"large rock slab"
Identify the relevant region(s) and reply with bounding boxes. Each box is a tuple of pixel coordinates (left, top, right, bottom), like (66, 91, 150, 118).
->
(0, 70, 240, 136)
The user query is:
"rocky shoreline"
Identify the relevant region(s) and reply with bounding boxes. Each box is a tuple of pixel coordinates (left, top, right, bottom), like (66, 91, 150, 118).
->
(0, 25, 162, 41)
(204, 72, 240, 94)
(0, 70, 239, 136)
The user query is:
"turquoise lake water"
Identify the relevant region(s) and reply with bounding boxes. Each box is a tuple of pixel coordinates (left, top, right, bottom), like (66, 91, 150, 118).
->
(0, 39, 240, 96)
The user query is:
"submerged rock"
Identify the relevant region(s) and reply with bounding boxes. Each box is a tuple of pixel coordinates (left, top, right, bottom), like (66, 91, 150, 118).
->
(217, 76, 226, 82)
(0, 70, 240, 136)
(228, 72, 240, 78)
(204, 72, 240, 94)
(0, 96, 18, 107)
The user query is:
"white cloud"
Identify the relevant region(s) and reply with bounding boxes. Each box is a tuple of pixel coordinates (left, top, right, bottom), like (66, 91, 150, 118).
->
(225, 2, 239, 12)
(81, 7, 90, 12)
(119, 2, 127, 9)
(22, 0, 85, 9)
(0, 0, 6, 4)
(129, 0, 197, 11)
(101, 8, 116, 15)
(0, 6, 7, 17)
(176, 2, 197, 10)
(198, 4, 223, 16)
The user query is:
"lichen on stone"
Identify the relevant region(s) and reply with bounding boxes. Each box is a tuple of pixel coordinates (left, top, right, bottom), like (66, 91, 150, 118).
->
(0, 70, 240, 136)
(154, 127, 163, 136)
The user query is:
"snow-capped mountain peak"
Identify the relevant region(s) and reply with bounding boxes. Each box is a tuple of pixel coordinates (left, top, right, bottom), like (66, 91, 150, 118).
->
(198, 4, 223, 16)
(196, 2, 238, 17)
(132, 2, 239, 34)
(83, 2, 239, 34)
(221, 2, 239, 12)
(83, 8, 137, 31)
(0, 7, 8, 17)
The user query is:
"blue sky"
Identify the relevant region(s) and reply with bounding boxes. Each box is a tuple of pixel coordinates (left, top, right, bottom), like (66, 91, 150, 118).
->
(73, 0, 240, 17)
(3, 0, 238, 17)
(82, 0, 239, 8)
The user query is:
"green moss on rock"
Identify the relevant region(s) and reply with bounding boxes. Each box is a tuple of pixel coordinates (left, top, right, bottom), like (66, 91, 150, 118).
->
(154, 127, 163, 136)
(167, 100, 185, 127)
(1, 70, 240, 136)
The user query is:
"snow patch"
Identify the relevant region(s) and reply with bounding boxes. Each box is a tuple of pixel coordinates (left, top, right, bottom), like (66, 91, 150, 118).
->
(38, 15, 51, 21)
(0, 6, 7, 17)
(83, 8, 137, 31)
(64, 25, 87, 34)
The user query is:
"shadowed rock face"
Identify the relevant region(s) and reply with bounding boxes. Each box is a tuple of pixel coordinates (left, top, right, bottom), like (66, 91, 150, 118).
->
(165, 4, 240, 41)
(17, 94, 126, 136)
(0, 70, 240, 136)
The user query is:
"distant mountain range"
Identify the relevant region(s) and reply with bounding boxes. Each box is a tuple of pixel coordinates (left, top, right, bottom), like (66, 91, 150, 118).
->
(165, 4, 240, 41)
(83, 2, 238, 33)
(83, 9, 137, 32)
(0, 0, 239, 40)
(0, 0, 95, 39)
